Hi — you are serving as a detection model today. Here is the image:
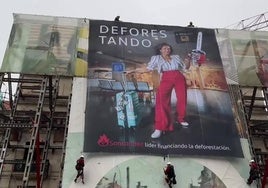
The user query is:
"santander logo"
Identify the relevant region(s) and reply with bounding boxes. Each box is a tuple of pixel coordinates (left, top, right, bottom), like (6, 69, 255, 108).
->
(97, 134, 110, 147)
(97, 134, 144, 148)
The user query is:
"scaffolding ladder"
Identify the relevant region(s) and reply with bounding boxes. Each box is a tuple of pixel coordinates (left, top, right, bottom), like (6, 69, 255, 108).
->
(240, 86, 268, 187)
(22, 76, 48, 187)
(39, 76, 60, 186)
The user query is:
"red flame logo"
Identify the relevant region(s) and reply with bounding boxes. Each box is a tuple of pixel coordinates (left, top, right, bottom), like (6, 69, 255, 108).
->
(97, 134, 110, 147)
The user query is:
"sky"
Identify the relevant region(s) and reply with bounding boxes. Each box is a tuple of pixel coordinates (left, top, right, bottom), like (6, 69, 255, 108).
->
(0, 0, 267, 64)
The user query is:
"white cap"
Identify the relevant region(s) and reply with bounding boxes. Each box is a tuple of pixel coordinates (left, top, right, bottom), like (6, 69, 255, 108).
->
(80, 155, 84, 158)
(249, 159, 254, 163)
(167, 161, 171, 165)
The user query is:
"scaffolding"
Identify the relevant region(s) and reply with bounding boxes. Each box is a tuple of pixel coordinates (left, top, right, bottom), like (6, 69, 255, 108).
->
(225, 11, 268, 31)
(0, 73, 72, 187)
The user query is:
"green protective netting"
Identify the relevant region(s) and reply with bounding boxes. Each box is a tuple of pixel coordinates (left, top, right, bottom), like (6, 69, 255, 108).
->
(0, 14, 88, 77)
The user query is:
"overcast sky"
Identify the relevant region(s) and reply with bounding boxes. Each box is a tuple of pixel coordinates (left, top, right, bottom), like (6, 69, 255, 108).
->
(0, 0, 267, 64)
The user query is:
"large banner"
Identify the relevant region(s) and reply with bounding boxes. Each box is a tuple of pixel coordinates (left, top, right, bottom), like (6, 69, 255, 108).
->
(84, 20, 243, 157)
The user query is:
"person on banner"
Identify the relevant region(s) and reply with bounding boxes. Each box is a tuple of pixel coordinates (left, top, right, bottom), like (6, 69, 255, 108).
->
(147, 42, 191, 138)
(247, 159, 259, 185)
(198, 166, 213, 188)
(164, 161, 177, 188)
(74, 154, 85, 184)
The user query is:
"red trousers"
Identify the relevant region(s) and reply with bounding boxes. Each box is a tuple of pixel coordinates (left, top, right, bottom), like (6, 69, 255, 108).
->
(154, 70, 187, 131)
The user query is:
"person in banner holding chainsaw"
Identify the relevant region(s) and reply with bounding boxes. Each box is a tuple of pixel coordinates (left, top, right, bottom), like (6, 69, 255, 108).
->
(147, 42, 191, 138)
(191, 31, 206, 67)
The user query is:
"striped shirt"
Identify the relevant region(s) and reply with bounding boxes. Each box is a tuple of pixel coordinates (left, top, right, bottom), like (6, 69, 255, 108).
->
(147, 55, 186, 73)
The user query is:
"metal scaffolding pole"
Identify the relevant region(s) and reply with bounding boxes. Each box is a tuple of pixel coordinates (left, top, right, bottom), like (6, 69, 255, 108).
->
(59, 78, 72, 186)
